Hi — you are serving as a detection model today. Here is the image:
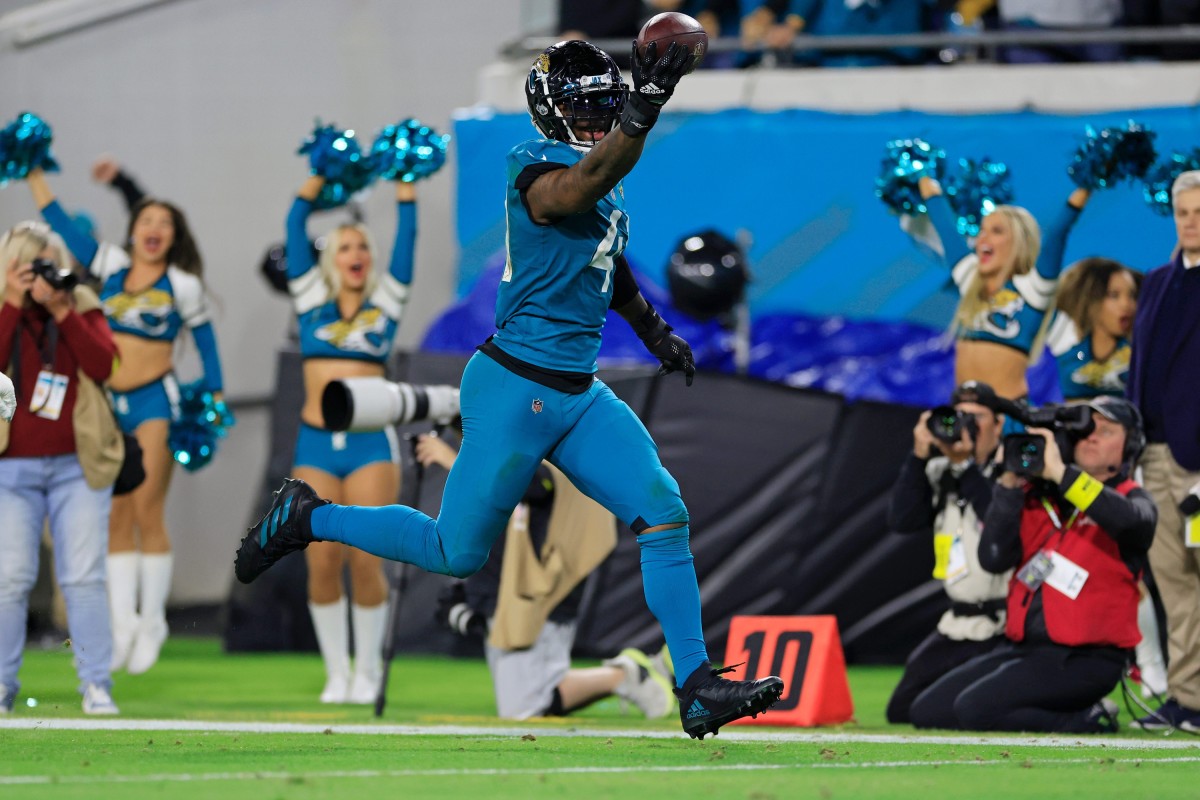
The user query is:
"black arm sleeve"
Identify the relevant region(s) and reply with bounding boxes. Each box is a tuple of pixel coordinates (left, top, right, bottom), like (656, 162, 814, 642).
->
(958, 464, 995, 521)
(110, 170, 146, 214)
(978, 485, 1026, 574)
(887, 453, 935, 534)
(1059, 467, 1158, 555)
(609, 254, 640, 309)
(515, 162, 569, 226)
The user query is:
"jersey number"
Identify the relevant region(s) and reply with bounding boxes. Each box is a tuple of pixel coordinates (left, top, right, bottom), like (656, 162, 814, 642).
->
(588, 210, 627, 293)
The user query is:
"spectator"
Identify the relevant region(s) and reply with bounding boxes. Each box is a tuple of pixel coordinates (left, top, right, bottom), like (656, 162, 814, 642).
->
(559, 0, 644, 66)
(0, 221, 121, 715)
(752, 0, 934, 67)
(886, 380, 1009, 724)
(997, 0, 1124, 63)
(418, 433, 675, 720)
(650, 0, 743, 68)
(909, 396, 1156, 733)
(1126, 170, 1200, 732)
(1123, 0, 1200, 61)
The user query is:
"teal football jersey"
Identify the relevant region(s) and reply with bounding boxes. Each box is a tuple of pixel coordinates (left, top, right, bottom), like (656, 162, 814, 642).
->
(492, 138, 629, 373)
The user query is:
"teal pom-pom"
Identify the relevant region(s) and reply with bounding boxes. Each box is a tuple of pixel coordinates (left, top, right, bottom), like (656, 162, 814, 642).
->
(1143, 149, 1200, 216)
(297, 122, 377, 209)
(875, 138, 945, 215)
(168, 382, 235, 472)
(0, 111, 61, 187)
(369, 119, 450, 182)
(1067, 121, 1158, 190)
(944, 158, 1014, 237)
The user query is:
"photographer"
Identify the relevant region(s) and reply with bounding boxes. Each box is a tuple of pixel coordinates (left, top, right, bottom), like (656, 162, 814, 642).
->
(909, 396, 1156, 733)
(886, 381, 1009, 724)
(0, 222, 120, 715)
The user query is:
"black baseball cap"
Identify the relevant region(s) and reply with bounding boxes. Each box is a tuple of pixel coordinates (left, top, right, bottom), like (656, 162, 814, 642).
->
(951, 380, 998, 409)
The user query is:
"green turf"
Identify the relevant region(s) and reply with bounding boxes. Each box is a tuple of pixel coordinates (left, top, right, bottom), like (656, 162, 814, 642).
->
(3, 637, 1198, 800)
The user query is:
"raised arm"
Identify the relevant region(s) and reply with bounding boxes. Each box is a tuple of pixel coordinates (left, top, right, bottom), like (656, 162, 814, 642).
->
(93, 156, 147, 214)
(388, 182, 416, 285)
(1033, 188, 1090, 281)
(26, 169, 100, 268)
(918, 176, 973, 268)
(285, 176, 324, 279)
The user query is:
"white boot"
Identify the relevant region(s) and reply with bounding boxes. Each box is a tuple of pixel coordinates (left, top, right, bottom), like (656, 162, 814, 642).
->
(348, 603, 388, 705)
(1136, 594, 1168, 698)
(106, 552, 140, 671)
(127, 553, 172, 675)
(310, 598, 351, 703)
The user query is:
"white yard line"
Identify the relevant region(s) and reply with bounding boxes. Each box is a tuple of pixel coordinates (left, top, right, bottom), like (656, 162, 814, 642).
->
(2, 757, 1200, 786)
(2, 717, 1199, 750)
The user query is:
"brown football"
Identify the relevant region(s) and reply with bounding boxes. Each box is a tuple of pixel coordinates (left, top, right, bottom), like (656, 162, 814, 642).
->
(636, 12, 708, 74)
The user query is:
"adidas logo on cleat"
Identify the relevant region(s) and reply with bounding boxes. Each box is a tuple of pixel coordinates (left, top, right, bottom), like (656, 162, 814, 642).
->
(686, 700, 709, 720)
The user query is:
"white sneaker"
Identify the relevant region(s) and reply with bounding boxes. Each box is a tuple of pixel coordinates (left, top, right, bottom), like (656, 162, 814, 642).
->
(347, 669, 381, 705)
(82, 684, 119, 715)
(605, 647, 675, 719)
(126, 618, 168, 675)
(320, 673, 350, 704)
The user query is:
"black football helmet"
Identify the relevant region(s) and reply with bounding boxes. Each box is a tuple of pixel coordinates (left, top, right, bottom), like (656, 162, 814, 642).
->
(666, 229, 751, 322)
(526, 41, 627, 149)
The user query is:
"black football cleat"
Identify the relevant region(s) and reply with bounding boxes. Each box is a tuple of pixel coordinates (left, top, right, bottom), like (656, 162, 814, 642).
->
(234, 478, 326, 584)
(675, 662, 785, 740)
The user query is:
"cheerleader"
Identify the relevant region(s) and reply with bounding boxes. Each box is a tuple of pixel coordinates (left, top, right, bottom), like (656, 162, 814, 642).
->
(284, 174, 416, 703)
(1046, 257, 1139, 400)
(23, 168, 225, 675)
(918, 175, 1091, 401)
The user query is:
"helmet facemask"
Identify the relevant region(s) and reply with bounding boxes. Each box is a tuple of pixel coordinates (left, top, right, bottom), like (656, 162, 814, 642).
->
(527, 42, 628, 150)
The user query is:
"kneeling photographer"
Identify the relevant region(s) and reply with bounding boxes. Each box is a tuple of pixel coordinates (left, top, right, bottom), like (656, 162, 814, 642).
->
(909, 396, 1156, 733)
(886, 381, 1009, 724)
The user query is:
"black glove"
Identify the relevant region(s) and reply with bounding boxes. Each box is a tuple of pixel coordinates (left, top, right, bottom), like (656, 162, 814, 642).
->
(435, 581, 486, 638)
(632, 306, 696, 386)
(620, 41, 691, 138)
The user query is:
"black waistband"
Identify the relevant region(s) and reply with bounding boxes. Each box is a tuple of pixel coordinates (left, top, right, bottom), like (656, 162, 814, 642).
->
(478, 339, 594, 394)
(950, 599, 1007, 621)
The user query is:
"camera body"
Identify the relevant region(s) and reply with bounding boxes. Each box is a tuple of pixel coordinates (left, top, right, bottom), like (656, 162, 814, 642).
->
(321, 377, 460, 432)
(926, 404, 980, 445)
(999, 402, 1095, 477)
(30, 258, 78, 292)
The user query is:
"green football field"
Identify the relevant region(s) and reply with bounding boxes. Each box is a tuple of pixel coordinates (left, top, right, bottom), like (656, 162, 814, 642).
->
(3, 638, 1199, 799)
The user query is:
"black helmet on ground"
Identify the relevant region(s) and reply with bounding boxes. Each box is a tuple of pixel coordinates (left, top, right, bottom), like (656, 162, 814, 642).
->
(666, 229, 750, 322)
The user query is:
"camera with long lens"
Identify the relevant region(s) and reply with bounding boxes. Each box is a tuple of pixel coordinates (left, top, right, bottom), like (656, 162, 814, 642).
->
(321, 377, 460, 432)
(926, 405, 979, 445)
(995, 400, 1095, 478)
(30, 258, 78, 292)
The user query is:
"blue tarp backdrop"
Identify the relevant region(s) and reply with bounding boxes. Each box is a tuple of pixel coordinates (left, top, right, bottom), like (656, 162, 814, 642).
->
(437, 104, 1199, 406)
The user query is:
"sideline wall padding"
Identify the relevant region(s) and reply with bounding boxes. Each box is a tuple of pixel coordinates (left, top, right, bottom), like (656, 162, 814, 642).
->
(225, 350, 941, 664)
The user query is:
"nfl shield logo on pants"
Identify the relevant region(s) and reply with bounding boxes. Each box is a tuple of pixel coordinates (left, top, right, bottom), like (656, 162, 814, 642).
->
(531, 399, 543, 414)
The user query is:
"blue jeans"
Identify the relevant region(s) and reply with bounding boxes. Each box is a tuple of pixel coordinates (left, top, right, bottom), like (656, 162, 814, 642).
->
(0, 455, 113, 697)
